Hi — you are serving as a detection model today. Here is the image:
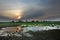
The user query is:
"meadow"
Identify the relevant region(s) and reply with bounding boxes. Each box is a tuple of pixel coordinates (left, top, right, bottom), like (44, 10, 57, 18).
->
(0, 21, 60, 27)
(0, 21, 60, 40)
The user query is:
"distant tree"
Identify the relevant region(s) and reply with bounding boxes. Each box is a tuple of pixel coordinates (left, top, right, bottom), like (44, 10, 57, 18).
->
(18, 20, 22, 22)
(11, 21, 14, 23)
(36, 21, 39, 22)
(31, 20, 35, 22)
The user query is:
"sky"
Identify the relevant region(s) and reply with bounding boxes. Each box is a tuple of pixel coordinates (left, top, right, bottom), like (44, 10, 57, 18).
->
(0, 0, 60, 21)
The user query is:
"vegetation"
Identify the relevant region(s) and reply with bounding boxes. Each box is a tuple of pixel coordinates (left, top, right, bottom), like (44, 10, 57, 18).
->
(0, 21, 60, 27)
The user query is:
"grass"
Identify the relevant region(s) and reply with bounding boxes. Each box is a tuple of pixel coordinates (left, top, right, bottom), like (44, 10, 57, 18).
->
(0, 21, 60, 27)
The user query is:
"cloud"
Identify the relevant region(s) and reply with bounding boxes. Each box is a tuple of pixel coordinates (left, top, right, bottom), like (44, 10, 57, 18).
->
(21, 5, 45, 19)
(0, 0, 24, 20)
(21, 0, 60, 20)
(0, 0, 60, 21)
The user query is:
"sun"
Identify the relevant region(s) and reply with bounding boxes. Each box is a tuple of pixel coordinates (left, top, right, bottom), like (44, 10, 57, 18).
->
(17, 16, 21, 19)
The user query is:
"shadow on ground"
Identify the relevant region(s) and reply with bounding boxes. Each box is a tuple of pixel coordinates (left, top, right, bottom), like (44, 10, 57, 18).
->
(0, 29, 60, 40)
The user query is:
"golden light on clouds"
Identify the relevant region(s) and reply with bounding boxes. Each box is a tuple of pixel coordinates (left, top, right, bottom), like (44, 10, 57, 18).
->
(1, 9, 23, 20)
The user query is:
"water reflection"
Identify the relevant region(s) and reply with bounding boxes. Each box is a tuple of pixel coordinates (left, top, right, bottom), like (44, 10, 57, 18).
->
(0, 26, 22, 36)
(0, 26, 60, 37)
(22, 26, 60, 32)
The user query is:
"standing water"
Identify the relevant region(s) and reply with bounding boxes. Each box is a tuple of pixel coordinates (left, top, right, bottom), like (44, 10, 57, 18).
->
(0, 26, 60, 40)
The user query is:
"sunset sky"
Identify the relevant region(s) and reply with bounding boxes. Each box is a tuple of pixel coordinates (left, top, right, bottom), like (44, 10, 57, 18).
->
(0, 0, 60, 21)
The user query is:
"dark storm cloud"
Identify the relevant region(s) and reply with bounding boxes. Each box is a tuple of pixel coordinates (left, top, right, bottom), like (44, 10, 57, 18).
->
(21, 0, 60, 20)
(0, 0, 60, 21)
(0, 16, 12, 22)
(0, 16, 14, 20)
(22, 10, 45, 19)
(0, 16, 9, 19)
(20, 0, 50, 19)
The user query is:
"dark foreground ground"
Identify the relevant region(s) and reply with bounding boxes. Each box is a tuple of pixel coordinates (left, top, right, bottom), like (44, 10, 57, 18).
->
(0, 29, 60, 40)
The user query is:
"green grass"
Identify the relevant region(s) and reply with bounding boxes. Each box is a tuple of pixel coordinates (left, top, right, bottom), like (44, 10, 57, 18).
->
(0, 21, 60, 27)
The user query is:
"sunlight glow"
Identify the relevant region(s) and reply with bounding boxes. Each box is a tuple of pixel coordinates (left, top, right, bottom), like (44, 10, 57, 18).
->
(1, 9, 23, 20)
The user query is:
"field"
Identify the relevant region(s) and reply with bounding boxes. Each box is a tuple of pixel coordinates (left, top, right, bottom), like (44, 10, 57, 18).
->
(0, 21, 60, 40)
(0, 21, 60, 27)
